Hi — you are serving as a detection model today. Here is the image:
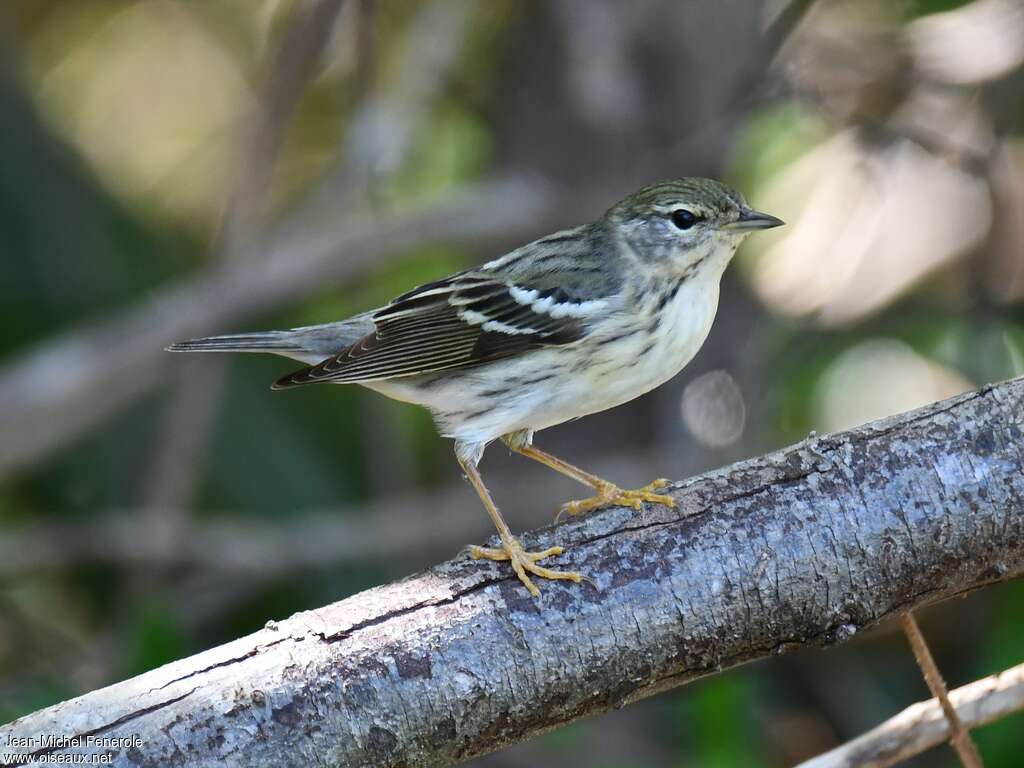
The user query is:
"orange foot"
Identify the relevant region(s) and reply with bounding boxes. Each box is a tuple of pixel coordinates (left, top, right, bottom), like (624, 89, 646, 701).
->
(561, 478, 676, 518)
(469, 538, 581, 597)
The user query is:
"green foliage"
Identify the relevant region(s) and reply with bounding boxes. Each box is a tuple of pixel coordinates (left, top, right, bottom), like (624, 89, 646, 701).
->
(676, 673, 768, 768)
(125, 599, 189, 678)
(904, 0, 975, 18)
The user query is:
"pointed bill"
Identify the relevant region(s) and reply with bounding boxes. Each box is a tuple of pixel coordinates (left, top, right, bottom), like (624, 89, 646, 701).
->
(725, 209, 785, 231)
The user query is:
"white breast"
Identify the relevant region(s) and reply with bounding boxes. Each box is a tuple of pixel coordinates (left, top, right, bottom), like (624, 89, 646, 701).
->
(578, 276, 721, 414)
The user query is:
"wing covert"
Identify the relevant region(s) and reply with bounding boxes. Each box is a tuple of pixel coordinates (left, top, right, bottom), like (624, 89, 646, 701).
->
(272, 273, 603, 388)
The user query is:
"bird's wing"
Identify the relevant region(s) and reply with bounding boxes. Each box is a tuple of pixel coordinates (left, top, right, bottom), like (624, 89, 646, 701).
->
(271, 271, 608, 388)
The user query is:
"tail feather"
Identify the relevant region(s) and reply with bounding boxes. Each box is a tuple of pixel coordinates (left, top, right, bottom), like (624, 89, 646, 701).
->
(165, 319, 373, 369)
(165, 332, 299, 354)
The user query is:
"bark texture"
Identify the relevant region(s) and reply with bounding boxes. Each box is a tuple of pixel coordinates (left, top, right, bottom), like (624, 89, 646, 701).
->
(3, 377, 1024, 767)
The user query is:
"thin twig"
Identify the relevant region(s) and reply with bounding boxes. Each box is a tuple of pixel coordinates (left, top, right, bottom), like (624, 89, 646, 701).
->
(899, 611, 984, 768)
(797, 663, 1024, 768)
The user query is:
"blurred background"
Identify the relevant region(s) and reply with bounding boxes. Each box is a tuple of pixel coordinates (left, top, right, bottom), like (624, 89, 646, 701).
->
(1, 0, 1022, 765)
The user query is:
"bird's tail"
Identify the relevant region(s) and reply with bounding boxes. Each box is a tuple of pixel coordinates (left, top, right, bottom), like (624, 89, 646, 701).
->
(166, 331, 301, 355)
(166, 319, 371, 366)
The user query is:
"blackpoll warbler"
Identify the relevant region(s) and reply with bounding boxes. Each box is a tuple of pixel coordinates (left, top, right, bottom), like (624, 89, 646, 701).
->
(168, 179, 783, 596)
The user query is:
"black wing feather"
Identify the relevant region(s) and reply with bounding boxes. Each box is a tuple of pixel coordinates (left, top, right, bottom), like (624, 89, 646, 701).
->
(272, 274, 590, 388)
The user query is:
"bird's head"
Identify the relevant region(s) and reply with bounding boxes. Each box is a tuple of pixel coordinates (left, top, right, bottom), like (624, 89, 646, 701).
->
(606, 178, 783, 277)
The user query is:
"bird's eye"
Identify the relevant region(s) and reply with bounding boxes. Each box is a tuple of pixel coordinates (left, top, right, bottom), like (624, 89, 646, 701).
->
(670, 209, 700, 230)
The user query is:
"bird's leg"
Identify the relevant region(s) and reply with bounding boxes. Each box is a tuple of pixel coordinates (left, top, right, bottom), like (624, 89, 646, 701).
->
(456, 453, 581, 597)
(500, 431, 675, 518)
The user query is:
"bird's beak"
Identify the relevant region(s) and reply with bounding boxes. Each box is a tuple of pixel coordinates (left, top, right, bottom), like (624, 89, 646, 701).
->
(725, 209, 785, 231)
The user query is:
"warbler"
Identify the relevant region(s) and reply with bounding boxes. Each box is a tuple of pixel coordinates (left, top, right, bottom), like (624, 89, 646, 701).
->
(167, 178, 782, 596)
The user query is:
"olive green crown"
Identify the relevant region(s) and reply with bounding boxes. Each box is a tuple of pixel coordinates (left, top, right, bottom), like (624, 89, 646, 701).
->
(607, 178, 748, 222)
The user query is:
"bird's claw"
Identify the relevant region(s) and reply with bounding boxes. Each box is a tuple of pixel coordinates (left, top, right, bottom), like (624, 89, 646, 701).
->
(469, 539, 581, 597)
(558, 478, 676, 520)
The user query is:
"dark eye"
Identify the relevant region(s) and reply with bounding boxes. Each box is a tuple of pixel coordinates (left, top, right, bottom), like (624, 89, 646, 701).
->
(670, 209, 700, 230)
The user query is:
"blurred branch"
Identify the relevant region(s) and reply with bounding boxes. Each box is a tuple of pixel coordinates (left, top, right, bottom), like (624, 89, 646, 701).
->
(3, 377, 1023, 766)
(217, 0, 345, 256)
(798, 663, 1024, 768)
(0, 453, 651, 578)
(764, 0, 818, 56)
(0, 174, 555, 480)
(333, 0, 472, 190)
(0, 1, 498, 484)
(141, 0, 346, 522)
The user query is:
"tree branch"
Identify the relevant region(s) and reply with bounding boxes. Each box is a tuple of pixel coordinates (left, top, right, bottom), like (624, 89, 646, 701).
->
(798, 662, 1024, 768)
(3, 377, 1023, 767)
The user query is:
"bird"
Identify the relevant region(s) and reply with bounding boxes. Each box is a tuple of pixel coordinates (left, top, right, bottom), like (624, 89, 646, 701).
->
(167, 178, 783, 596)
